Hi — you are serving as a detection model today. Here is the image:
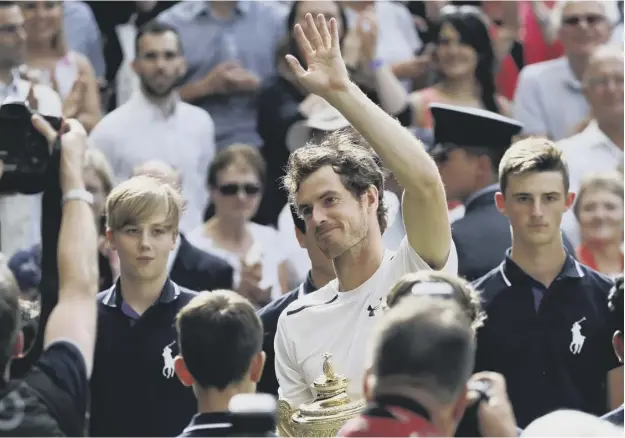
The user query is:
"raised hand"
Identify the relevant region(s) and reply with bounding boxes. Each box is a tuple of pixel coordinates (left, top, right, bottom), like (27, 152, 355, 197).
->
(285, 13, 350, 100)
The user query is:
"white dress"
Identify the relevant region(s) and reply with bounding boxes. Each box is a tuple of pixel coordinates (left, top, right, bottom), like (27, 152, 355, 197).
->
(187, 222, 287, 300)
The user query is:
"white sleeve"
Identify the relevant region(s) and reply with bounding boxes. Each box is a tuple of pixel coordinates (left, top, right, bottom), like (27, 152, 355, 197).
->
(88, 119, 119, 181)
(33, 84, 62, 117)
(513, 67, 549, 137)
(275, 312, 312, 408)
(387, 236, 459, 279)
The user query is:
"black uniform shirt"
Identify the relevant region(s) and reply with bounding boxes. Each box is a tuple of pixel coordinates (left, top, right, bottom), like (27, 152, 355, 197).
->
(90, 279, 198, 437)
(472, 250, 620, 427)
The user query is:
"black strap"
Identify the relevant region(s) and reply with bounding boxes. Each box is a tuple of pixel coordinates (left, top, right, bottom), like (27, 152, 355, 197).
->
(24, 367, 84, 437)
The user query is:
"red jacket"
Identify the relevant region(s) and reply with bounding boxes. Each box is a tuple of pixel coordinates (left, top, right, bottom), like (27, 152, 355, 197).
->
(338, 396, 440, 437)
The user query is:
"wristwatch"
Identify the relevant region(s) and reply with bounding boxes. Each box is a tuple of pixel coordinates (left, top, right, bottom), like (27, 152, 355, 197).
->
(62, 189, 94, 205)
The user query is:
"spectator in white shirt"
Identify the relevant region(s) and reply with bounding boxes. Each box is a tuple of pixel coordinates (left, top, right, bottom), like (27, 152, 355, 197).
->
(0, 2, 62, 256)
(274, 14, 457, 408)
(558, 45, 623, 247)
(89, 21, 215, 235)
(513, 0, 619, 140)
(188, 144, 290, 308)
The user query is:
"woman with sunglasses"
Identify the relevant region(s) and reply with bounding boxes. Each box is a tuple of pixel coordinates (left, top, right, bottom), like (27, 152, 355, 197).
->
(188, 144, 290, 308)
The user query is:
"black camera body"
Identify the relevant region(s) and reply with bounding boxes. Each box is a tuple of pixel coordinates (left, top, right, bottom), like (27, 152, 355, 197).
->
(0, 102, 62, 194)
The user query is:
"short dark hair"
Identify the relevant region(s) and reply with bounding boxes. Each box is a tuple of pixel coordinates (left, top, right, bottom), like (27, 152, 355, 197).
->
(176, 290, 263, 390)
(386, 271, 486, 331)
(283, 127, 388, 232)
(370, 296, 475, 404)
(207, 144, 267, 189)
(608, 276, 623, 334)
(0, 261, 21, 372)
(498, 137, 570, 196)
(135, 20, 183, 57)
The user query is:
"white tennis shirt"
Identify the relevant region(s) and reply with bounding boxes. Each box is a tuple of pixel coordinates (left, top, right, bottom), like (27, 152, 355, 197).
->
(274, 236, 458, 407)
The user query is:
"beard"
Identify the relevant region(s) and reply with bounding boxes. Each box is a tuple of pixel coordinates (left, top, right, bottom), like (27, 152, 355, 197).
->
(139, 75, 180, 98)
(318, 209, 370, 260)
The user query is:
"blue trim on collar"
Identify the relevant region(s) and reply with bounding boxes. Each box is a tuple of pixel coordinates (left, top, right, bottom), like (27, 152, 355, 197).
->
(499, 248, 584, 288)
(101, 278, 180, 308)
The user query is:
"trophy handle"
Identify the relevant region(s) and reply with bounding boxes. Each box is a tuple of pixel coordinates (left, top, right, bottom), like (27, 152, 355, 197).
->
(277, 398, 297, 437)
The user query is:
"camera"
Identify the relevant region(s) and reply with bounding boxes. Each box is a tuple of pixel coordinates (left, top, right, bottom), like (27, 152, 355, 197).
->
(0, 101, 62, 194)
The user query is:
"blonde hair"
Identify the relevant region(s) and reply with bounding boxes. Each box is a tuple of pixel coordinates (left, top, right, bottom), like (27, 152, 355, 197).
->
(498, 137, 570, 195)
(105, 176, 183, 231)
(85, 148, 114, 195)
(574, 171, 624, 218)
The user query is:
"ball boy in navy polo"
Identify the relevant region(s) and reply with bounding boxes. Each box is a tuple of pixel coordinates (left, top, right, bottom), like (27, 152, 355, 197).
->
(89, 176, 197, 436)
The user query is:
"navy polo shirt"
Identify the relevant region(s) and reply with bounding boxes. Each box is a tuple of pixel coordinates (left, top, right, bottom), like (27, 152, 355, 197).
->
(257, 271, 317, 396)
(90, 279, 198, 437)
(472, 250, 620, 428)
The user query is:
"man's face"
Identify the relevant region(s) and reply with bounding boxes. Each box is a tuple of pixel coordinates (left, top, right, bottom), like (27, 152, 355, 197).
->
(296, 166, 374, 260)
(434, 148, 484, 201)
(583, 53, 624, 124)
(0, 5, 26, 69)
(132, 31, 185, 98)
(558, 1, 612, 57)
(211, 162, 263, 223)
(496, 171, 574, 247)
(107, 212, 177, 282)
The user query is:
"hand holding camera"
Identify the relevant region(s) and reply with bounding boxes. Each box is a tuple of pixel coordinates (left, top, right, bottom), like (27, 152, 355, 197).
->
(467, 371, 518, 437)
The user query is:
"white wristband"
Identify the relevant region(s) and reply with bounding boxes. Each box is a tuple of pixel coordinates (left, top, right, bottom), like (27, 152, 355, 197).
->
(62, 189, 94, 205)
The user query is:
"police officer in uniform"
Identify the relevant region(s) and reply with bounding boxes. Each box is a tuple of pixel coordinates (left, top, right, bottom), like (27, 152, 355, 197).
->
(428, 103, 575, 282)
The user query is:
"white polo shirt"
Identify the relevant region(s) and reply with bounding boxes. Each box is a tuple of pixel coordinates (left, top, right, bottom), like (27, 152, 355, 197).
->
(274, 237, 458, 407)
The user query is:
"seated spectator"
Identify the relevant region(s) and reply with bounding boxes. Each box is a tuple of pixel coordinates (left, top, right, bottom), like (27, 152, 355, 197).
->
(157, 1, 287, 150)
(558, 45, 623, 247)
(338, 295, 518, 437)
(574, 172, 624, 276)
(0, 114, 99, 436)
(63, 0, 105, 80)
(132, 160, 235, 293)
(410, 5, 511, 132)
(175, 290, 265, 437)
(343, 0, 423, 91)
(19, 0, 101, 131)
(89, 21, 214, 235)
(513, 0, 618, 140)
(0, 2, 63, 257)
(188, 145, 289, 307)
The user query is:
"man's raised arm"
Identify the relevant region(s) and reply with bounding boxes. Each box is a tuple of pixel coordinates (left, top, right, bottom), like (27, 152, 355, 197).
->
(285, 14, 451, 269)
(33, 116, 99, 376)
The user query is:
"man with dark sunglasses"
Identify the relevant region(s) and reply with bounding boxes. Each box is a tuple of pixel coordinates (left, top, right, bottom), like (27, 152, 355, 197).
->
(428, 103, 576, 282)
(513, 0, 617, 140)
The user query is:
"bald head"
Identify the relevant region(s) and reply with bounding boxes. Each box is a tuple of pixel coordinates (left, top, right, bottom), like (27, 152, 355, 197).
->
(587, 45, 624, 70)
(132, 160, 182, 192)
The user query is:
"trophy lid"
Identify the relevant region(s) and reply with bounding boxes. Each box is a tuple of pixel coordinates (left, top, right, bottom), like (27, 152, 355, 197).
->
(294, 353, 365, 421)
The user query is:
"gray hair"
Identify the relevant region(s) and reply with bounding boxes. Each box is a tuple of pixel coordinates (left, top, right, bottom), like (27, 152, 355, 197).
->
(551, 0, 621, 31)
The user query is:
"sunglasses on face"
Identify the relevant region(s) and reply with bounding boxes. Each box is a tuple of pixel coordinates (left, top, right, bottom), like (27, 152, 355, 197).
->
(562, 14, 606, 27)
(218, 183, 261, 196)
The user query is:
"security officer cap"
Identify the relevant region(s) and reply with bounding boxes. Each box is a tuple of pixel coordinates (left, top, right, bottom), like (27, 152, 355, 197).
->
(427, 103, 523, 157)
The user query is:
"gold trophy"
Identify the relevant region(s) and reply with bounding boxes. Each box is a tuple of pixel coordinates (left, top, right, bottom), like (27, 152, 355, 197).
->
(277, 353, 366, 437)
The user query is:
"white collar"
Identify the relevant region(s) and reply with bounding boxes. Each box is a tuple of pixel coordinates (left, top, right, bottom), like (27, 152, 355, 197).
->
(581, 120, 620, 150)
(167, 235, 182, 274)
(130, 88, 180, 119)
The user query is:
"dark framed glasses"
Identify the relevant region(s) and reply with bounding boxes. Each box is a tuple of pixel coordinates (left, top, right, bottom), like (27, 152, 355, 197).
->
(562, 14, 606, 26)
(218, 183, 262, 196)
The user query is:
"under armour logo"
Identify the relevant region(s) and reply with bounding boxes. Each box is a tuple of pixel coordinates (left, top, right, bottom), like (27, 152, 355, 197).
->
(162, 341, 176, 379)
(367, 298, 383, 317)
(569, 317, 587, 355)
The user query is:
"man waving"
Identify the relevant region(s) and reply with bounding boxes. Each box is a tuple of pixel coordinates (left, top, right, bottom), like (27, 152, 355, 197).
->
(275, 13, 457, 408)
